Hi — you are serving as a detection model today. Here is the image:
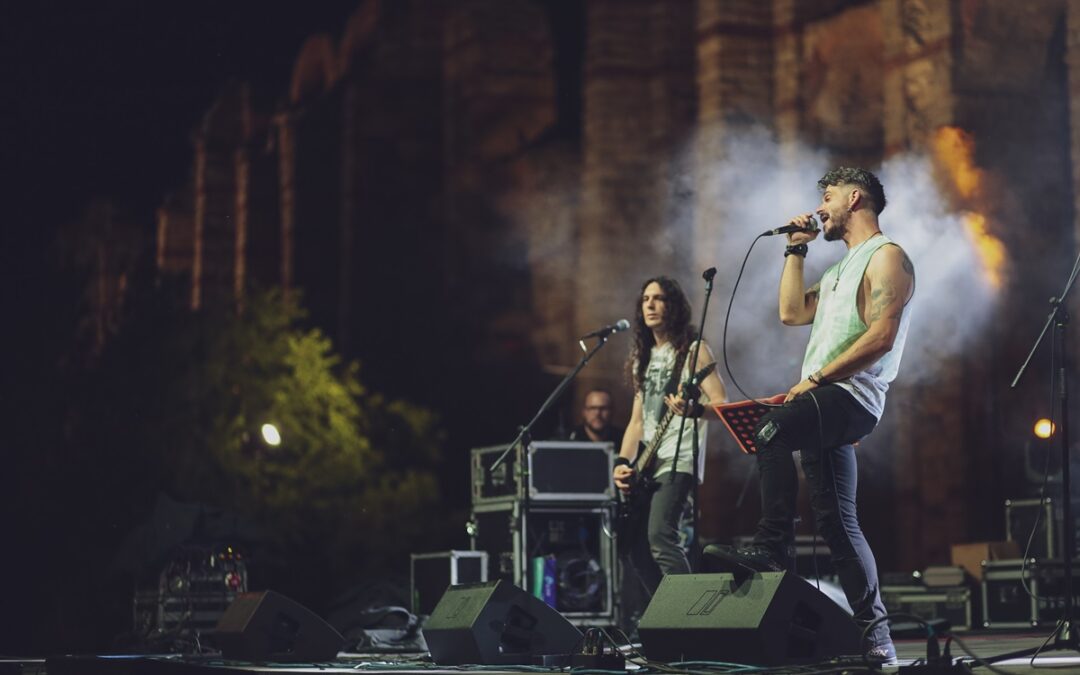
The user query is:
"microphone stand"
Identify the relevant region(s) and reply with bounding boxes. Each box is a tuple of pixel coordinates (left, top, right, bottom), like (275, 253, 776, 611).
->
(668, 267, 718, 571)
(490, 331, 617, 472)
(488, 329, 618, 592)
(988, 248, 1080, 664)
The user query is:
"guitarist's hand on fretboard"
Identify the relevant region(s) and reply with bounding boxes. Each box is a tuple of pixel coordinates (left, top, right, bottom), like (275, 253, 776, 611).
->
(663, 392, 689, 417)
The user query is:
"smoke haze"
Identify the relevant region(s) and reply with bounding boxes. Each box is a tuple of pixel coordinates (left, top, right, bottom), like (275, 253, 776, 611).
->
(682, 128, 999, 399)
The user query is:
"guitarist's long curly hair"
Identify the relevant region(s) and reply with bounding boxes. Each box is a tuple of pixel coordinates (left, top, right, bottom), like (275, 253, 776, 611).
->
(627, 276, 696, 392)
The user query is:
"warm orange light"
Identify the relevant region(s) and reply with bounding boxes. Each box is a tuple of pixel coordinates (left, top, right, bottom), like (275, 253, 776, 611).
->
(932, 127, 981, 199)
(931, 126, 1007, 289)
(1034, 418, 1056, 439)
(963, 212, 1006, 289)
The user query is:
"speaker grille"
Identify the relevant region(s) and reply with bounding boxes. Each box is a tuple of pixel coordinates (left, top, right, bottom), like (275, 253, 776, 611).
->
(638, 573, 860, 665)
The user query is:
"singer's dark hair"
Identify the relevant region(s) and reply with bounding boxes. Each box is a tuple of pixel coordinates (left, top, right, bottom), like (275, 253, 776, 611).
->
(627, 276, 695, 392)
(818, 167, 887, 215)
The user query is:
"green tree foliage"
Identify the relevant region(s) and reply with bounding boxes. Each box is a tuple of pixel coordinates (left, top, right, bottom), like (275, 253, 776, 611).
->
(189, 291, 446, 586)
(177, 290, 445, 588)
(63, 285, 447, 621)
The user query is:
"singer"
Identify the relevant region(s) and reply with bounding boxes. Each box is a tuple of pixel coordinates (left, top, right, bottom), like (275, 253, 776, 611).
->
(707, 168, 914, 665)
(614, 276, 727, 604)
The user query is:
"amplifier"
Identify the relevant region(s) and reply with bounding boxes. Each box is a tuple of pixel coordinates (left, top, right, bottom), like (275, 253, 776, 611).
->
(981, 558, 1080, 628)
(132, 547, 247, 635)
(134, 590, 240, 634)
(470, 501, 616, 623)
(1005, 497, 1080, 560)
(471, 441, 614, 505)
(471, 444, 520, 504)
(881, 584, 972, 631)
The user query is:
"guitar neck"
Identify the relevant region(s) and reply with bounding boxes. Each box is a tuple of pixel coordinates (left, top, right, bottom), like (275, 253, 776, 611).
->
(636, 408, 678, 473)
(634, 360, 714, 474)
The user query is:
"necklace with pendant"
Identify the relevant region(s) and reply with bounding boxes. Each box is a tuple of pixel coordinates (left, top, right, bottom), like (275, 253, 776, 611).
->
(832, 232, 882, 291)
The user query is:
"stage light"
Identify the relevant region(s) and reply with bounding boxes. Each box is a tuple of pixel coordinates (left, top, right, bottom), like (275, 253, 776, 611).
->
(261, 423, 282, 446)
(1034, 418, 1056, 439)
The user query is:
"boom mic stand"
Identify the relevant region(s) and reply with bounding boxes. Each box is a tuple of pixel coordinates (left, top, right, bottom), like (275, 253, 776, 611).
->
(490, 331, 618, 473)
(989, 247, 1080, 664)
(669, 267, 718, 571)
(489, 328, 620, 593)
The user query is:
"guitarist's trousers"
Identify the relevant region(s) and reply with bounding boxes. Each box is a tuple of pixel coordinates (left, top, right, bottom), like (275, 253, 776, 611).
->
(624, 470, 694, 597)
(750, 383, 891, 651)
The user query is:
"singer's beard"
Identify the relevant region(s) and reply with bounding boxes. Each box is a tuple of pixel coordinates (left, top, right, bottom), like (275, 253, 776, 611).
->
(823, 210, 849, 241)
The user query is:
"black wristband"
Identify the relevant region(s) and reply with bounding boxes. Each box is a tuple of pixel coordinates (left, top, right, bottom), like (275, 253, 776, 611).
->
(785, 243, 808, 258)
(613, 457, 631, 468)
(809, 371, 830, 386)
(681, 383, 701, 400)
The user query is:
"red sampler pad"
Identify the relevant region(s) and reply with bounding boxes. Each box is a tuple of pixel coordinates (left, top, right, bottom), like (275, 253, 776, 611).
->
(713, 394, 786, 455)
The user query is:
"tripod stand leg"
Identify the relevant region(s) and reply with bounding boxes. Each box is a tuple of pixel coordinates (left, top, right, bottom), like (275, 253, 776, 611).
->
(983, 619, 1079, 665)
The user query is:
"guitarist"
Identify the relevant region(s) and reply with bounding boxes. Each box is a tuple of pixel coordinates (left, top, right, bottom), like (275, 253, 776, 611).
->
(613, 276, 728, 599)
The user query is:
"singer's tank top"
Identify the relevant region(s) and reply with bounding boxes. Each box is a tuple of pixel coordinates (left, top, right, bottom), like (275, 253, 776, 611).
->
(800, 234, 912, 420)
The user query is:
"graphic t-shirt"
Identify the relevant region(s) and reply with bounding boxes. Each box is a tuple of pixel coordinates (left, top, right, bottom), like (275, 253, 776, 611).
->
(639, 342, 708, 480)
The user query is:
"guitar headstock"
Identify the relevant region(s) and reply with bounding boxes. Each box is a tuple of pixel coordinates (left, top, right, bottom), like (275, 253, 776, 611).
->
(690, 360, 716, 384)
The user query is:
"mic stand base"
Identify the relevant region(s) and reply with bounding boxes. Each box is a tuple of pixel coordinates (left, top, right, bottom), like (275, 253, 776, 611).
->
(984, 620, 1079, 664)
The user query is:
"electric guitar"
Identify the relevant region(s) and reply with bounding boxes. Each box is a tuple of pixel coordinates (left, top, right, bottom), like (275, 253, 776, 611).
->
(615, 361, 716, 538)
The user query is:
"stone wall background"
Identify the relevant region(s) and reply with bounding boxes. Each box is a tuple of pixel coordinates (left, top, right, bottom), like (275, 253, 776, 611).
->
(144, 0, 1078, 572)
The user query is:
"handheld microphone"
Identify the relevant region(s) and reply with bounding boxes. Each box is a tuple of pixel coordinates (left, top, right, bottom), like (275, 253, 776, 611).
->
(580, 319, 631, 340)
(762, 216, 818, 237)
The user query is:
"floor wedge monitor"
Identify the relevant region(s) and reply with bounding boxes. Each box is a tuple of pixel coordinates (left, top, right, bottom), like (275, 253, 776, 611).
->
(212, 590, 344, 662)
(423, 580, 582, 665)
(637, 572, 860, 666)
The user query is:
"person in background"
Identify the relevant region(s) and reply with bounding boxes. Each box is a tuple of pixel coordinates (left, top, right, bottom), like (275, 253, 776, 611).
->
(569, 389, 624, 448)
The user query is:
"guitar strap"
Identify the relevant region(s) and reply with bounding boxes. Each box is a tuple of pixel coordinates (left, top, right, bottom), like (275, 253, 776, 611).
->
(657, 347, 688, 427)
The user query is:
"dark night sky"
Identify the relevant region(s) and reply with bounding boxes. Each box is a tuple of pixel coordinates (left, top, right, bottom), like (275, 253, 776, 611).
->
(1, 3, 408, 651)
(4, 1, 360, 278)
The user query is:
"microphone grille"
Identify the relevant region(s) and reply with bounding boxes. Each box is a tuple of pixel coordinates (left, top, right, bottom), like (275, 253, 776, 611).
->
(615, 319, 631, 332)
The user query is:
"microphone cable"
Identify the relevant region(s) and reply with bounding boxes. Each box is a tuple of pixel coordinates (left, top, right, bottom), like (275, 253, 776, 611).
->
(720, 232, 785, 407)
(721, 223, 923, 600)
(722, 229, 826, 589)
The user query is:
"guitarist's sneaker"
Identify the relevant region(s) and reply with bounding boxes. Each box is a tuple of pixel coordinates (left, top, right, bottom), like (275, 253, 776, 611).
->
(702, 544, 789, 574)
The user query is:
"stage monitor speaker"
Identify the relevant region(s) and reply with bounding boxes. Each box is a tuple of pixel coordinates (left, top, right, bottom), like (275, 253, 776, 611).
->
(638, 572, 860, 666)
(423, 580, 582, 665)
(212, 590, 344, 662)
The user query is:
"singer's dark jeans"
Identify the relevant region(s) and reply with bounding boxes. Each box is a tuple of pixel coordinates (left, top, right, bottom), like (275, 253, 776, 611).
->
(625, 471, 694, 597)
(751, 384, 891, 649)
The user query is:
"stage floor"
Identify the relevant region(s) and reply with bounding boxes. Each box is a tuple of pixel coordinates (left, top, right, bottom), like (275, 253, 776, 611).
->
(11, 630, 1080, 675)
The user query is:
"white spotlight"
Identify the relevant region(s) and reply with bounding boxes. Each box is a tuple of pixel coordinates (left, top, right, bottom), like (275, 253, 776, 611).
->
(261, 423, 282, 447)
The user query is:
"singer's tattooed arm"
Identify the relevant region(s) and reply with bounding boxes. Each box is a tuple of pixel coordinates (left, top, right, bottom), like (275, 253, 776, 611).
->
(817, 244, 913, 382)
(784, 244, 913, 400)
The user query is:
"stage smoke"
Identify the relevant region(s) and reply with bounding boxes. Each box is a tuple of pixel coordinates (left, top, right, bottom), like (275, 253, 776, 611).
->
(676, 125, 1001, 398)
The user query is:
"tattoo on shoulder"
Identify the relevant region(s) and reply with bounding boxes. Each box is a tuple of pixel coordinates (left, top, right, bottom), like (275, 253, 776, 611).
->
(901, 252, 914, 277)
(869, 282, 900, 323)
(807, 282, 820, 298)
